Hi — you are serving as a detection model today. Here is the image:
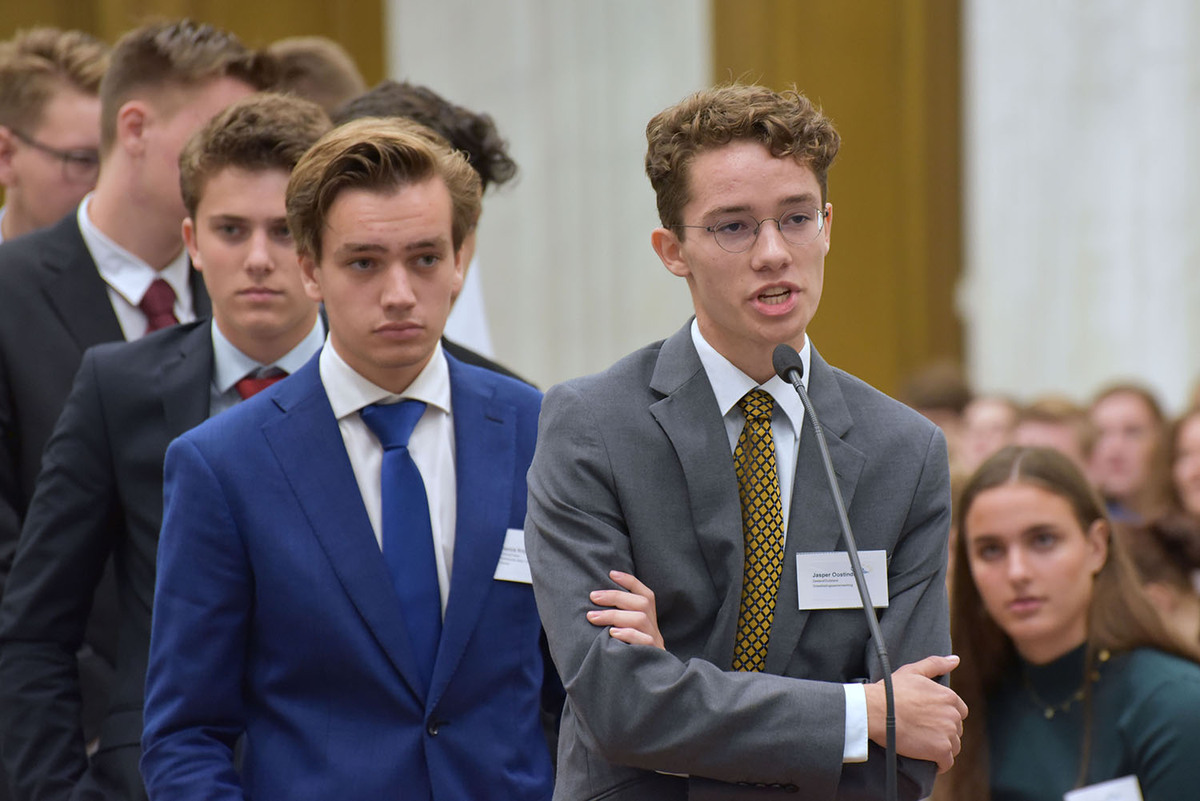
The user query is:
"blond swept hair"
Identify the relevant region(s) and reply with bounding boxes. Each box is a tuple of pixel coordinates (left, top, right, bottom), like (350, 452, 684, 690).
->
(286, 117, 482, 262)
(99, 19, 275, 153)
(644, 83, 840, 230)
(0, 27, 109, 132)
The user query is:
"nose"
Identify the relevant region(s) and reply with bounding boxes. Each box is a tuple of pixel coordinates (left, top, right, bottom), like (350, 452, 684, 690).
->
(1005, 547, 1031, 583)
(380, 263, 417, 310)
(245, 229, 273, 277)
(749, 217, 791, 271)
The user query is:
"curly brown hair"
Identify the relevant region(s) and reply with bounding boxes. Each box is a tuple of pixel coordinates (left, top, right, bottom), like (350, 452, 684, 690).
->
(644, 83, 840, 229)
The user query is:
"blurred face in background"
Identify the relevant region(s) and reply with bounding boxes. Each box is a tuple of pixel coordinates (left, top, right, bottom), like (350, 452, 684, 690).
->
(964, 481, 1107, 664)
(1172, 412, 1200, 517)
(1089, 391, 1162, 507)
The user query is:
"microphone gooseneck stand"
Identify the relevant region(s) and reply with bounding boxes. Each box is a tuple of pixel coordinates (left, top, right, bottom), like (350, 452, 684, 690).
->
(771, 344, 897, 801)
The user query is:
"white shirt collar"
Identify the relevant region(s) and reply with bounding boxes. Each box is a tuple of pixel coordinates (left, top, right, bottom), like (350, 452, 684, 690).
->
(321, 338, 451, 421)
(210, 316, 326, 394)
(77, 194, 191, 308)
(690, 318, 810, 432)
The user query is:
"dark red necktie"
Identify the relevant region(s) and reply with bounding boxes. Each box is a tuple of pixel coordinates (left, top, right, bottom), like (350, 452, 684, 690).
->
(139, 279, 178, 333)
(234, 370, 288, 400)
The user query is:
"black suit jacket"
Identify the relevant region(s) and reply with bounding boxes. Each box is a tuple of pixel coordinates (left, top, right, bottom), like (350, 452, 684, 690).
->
(0, 322, 213, 801)
(0, 213, 209, 587)
(0, 213, 207, 801)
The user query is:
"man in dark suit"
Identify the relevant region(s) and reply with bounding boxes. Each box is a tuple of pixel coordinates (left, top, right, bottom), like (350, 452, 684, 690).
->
(141, 118, 557, 800)
(0, 94, 331, 801)
(525, 84, 968, 800)
(0, 20, 271, 590)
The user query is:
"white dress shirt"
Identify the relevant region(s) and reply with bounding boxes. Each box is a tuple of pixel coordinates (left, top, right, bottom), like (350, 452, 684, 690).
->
(77, 196, 195, 340)
(319, 340, 457, 614)
(690, 320, 869, 764)
(208, 317, 326, 417)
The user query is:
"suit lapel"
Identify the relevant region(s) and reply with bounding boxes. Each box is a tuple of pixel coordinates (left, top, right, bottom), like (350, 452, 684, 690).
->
(262, 357, 428, 699)
(649, 325, 746, 665)
(765, 348, 866, 673)
(158, 322, 214, 437)
(426, 357, 514, 707)
(38, 217, 123, 348)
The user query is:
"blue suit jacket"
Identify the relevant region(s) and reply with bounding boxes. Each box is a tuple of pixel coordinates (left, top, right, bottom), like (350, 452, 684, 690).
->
(141, 352, 555, 801)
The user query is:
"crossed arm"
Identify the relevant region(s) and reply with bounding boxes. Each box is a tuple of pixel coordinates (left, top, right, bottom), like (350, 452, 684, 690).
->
(587, 571, 968, 773)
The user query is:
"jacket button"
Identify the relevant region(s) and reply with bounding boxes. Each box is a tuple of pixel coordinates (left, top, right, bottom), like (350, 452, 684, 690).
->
(426, 721, 440, 736)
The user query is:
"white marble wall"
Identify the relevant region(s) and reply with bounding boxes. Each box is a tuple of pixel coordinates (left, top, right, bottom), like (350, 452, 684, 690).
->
(962, 0, 1200, 411)
(386, 0, 709, 387)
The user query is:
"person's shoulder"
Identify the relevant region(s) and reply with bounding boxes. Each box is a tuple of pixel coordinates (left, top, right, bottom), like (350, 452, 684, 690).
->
(0, 215, 82, 276)
(448, 351, 542, 411)
(1118, 647, 1200, 685)
(825, 361, 941, 442)
(442, 338, 535, 388)
(551, 338, 668, 402)
(86, 320, 206, 368)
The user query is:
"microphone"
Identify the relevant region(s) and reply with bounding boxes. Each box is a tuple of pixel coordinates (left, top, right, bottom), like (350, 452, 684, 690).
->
(772, 344, 897, 801)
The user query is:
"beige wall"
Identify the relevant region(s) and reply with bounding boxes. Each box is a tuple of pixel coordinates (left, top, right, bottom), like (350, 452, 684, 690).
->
(714, 0, 964, 396)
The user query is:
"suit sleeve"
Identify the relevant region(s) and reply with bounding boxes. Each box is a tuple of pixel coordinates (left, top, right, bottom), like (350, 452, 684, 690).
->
(140, 436, 249, 801)
(837, 423, 951, 799)
(0, 351, 120, 800)
(0, 341, 22, 595)
(526, 382, 849, 796)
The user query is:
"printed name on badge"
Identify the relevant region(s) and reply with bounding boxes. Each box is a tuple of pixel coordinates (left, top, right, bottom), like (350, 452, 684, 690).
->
(493, 528, 533, 584)
(796, 550, 889, 610)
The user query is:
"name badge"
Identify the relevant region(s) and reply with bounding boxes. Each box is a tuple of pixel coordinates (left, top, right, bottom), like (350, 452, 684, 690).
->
(796, 551, 889, 610)
(1064, 775, 1143, 801)
(493, 528, 533, 584)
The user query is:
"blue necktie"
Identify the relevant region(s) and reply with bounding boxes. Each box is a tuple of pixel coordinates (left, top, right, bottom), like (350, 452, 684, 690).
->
(359, 400, 442, 690)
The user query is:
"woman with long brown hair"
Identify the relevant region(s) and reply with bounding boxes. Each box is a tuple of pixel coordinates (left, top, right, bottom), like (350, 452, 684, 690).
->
(936, 445, 1200, 800)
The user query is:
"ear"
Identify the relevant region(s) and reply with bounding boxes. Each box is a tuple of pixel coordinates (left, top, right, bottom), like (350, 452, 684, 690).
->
(822, 202, 833, 255)
(114, 101, 149, 157)
(182, 217, 202, 272)
(651, 226, 690, 279)
(300, 252, 324, 303)
(1084, 519, 1109, 576)
(450, 241, 466, 300)
(0, 127, 17, 185)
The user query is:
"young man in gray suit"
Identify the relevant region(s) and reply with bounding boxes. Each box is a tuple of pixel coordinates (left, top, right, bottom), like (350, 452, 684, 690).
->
(526, 84, 967, 800)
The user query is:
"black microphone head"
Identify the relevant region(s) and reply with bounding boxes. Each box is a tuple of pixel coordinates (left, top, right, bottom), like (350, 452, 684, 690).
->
(772, 344, 804, 381)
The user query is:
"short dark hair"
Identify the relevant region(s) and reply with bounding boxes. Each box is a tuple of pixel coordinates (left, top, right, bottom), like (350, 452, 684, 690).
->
(286, 117, 482, 262)
(645, 83, 840, 229)
(334, 80, 516, 191)
(100, 19, 276, 153)
(179, 92, 332, 218)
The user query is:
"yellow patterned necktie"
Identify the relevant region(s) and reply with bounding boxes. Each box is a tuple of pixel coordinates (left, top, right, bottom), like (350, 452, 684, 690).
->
(731, 388, 785, 672)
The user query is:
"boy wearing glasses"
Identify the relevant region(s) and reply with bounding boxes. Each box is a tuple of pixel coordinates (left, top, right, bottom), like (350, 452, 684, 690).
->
(526, 84, 966, 800)
(0, 28, 108, 244)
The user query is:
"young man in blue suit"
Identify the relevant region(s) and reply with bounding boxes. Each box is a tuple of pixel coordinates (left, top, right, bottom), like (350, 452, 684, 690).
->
(141, 118, 557, 800)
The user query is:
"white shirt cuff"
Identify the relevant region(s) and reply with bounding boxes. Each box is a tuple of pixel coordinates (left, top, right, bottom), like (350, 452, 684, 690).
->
(842, 683, 869, 763)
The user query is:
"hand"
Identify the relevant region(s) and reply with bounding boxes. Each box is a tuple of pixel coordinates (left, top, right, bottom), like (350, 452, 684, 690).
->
(586, 570, 665, 649)
(864, 654, 967, 773)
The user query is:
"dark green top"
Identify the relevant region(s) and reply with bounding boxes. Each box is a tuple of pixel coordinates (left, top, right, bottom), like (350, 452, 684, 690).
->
(987, 644, 1200, 801)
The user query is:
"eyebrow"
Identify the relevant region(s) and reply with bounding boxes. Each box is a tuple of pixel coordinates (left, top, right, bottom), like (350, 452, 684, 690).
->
(702, 193, 821, 221)
(332, 236, 450, 258)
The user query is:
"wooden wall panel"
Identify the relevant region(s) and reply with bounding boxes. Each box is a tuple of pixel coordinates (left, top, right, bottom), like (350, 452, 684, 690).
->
(712, 0, 963, 396)
(0, 0, 384, 87)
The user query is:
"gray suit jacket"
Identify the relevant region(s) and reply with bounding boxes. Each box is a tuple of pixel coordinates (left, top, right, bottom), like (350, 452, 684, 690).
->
(526, 323, 951, 801)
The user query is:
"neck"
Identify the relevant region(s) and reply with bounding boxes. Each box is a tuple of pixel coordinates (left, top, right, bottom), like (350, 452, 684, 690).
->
(88, 174, 184, 270)
(219, 312, 318, 367)
(1015, 629, 1087, 666)
(0, 197, 39, 241)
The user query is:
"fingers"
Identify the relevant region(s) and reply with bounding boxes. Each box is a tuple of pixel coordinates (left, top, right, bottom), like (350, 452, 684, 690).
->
(898, 653, 960, 679)
(606, 627, 658, 647)
(586, 609, 653, 629)
(608, 569, 655, 598)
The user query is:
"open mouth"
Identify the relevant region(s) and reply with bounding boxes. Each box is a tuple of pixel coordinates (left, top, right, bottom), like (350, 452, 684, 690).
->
(758, 287, 792, 305)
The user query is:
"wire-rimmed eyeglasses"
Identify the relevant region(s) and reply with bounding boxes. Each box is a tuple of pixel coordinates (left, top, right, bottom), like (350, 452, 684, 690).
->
(674, 206, 827, 253)
(10, 129, 100, 185)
